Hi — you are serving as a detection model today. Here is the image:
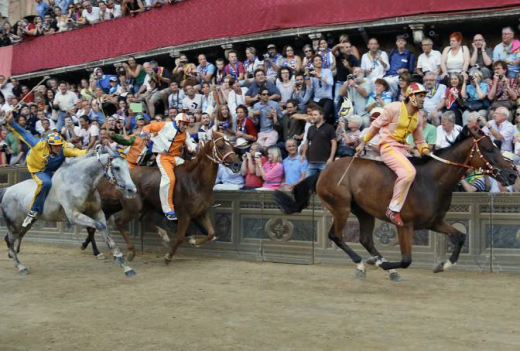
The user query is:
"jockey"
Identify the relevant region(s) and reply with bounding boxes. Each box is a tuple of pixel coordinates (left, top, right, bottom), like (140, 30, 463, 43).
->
(141, 113, 197, 221)
(355, 83, 430, 227)
(4, 112, 87, 227)
(110, 133, 151, 169)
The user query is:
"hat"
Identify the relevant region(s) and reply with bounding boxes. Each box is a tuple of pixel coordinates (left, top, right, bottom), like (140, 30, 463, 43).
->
(267, 44, 276, 49)
(502, 151, 515, 162)
(136, 115, 145, 120)
(110, 77, 118, 82)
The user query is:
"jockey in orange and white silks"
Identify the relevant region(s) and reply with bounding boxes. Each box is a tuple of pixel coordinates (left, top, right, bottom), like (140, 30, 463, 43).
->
(141, 113, 197, 221)
(356, 83, 430, 227)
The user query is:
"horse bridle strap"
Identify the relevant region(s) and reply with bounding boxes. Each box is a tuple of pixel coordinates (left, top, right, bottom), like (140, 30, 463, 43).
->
(429, 135, 500, 176)
(206, 136, 235, 165)
(96, 152, 124, 188)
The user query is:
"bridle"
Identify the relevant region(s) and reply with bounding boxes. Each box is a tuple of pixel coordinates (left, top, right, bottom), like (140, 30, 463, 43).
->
(430, 134, 501, 177)
(96, 151, 127, 190)
(206, 136, 236, 166)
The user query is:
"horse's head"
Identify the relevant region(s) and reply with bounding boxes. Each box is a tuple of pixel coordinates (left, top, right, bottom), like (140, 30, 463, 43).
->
(210, 131, 242, 173)
(98, 145, 137, 198)
(467, 126, 517, 186)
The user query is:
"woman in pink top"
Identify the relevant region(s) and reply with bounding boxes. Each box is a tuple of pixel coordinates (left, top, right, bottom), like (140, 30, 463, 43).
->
(256, 146, 284, 190)
(240, 143, 265, 189)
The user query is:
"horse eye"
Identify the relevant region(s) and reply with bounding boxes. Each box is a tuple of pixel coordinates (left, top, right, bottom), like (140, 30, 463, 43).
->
(114, 166, 120, 171)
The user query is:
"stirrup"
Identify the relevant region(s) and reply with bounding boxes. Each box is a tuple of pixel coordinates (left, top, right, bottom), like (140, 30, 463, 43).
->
(386, 209, 404, 227)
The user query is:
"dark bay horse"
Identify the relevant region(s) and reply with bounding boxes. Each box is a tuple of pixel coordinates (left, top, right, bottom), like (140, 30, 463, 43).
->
(82, 131, 241, 262)
(274, 126, 517, 281)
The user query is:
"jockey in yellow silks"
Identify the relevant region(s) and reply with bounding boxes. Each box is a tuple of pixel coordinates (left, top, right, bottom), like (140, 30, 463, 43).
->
(141, 113, 197, 221)
(5, 112, 86, 227)
(356, 83, 430, 227)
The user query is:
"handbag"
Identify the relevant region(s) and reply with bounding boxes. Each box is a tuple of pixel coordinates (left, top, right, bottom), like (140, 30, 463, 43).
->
(466, 100, 486, 112)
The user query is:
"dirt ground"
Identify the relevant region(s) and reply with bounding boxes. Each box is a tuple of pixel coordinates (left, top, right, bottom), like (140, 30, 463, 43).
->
(1, 243, 519, 351)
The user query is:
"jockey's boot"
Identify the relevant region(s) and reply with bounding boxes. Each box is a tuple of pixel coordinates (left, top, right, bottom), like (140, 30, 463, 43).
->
(165, 211, 178, 221)
(386, 208, 404, 227)
(22, 210, 38, 228)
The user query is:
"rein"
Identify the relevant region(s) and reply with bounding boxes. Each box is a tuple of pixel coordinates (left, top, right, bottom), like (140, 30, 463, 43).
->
(205, 136, 235, 165)
(430, 135, 501, 177)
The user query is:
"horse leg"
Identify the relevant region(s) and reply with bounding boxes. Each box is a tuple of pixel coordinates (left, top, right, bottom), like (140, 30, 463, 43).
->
(67, 210, 135, 277)
(431, 220, 466, 273)
(84, 227, 105, 260)
(5, 227, 29, 274)
(378, 224, 414, 272)
(164, 216, 190, 265)
(352, 204, 401, 281)
(189, 212, 214, 247)
(327, 213, 366, 280)
(113, 211, 137, 262)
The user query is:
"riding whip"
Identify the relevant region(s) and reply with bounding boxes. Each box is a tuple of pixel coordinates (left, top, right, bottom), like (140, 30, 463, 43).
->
(337, 154, 358, 186)
(14, 75, 51, 110)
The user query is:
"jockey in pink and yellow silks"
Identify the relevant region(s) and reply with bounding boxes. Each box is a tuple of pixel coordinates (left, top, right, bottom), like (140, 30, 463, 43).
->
(356, 83, 431, 227)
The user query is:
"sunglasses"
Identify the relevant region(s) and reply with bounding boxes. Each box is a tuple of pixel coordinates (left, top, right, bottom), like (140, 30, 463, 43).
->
(261, 93, 269, 96)
(304, 50, 312, 53)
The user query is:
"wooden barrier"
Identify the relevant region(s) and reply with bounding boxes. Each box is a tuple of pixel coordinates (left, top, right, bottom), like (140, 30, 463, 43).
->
(1, 167, 519, 272)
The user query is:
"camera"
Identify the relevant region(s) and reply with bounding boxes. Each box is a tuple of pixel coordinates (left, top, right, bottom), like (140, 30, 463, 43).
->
(347, 74, 355, 80)
(263, 53, 270, 60)
(498, 74, 504, 80)
(469, 76, 475, 82)
(295, 82, 302, 88)
(254, 152, 262, 158)
(247, 72, 254, 79)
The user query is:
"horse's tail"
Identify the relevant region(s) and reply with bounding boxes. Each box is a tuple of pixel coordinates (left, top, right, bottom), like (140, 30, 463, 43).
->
(274, 173, 319, 214)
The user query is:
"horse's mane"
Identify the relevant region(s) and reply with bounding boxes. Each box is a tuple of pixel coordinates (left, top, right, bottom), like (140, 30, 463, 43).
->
(60, 150, 97, 168)
(183, 138, 214, 173)
(407, 126, 472, 166)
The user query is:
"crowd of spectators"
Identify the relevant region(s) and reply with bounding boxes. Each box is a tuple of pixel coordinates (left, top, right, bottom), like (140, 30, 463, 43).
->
(1, 25, 520, 193)
(0, 0, 184, 47)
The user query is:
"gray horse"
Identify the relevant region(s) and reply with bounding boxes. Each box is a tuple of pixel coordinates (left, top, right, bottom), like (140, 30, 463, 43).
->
(0, 147, 138, 277)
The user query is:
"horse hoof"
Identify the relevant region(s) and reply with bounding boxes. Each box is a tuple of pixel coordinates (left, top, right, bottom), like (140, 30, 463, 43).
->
(127, 252, 135, 262)
(366, 257, 378, 266)
(80, 243, 87, 251)
(433, 262, 445, 273)
(19, 268, 29, 275)
(189, 237, 200, 247)
(96, 253, 106, 260)
(389, 272, 401, 282)
(124, 269, 136, 278)
(7, 251, 13, 259)
(355, 269, 366, 280)
(164, 254, 172, 265)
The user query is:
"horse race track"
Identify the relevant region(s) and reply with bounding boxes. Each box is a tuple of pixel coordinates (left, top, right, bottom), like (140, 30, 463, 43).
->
(1, 243, 519, 351)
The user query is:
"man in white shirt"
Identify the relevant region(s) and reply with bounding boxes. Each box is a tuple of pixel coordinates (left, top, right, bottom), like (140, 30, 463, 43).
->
(182, 85, 203, 117)
(422, 72, 446, 126)
(53, 81, 78, 131)
(360, 38, 389, 83)
(74, 115, 100, 150)
(82, 0, 101, 25)
(35, 110, 57, 135)
(0, 75, 13, 101)
(482, 107, 515, 152)
(416, 38, 442, 78)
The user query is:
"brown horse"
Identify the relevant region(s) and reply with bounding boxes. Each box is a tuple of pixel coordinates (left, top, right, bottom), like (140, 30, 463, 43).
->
(274, 126, 517, 281)
(82, 131, 242, 262)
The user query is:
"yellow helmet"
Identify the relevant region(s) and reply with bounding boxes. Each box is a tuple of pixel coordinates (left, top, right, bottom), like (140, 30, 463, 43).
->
(46, 132, 64, 146)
